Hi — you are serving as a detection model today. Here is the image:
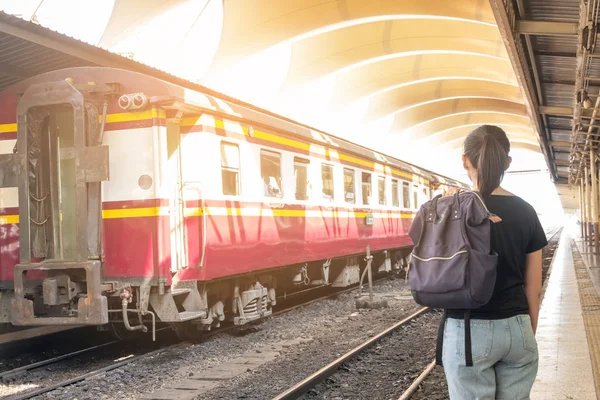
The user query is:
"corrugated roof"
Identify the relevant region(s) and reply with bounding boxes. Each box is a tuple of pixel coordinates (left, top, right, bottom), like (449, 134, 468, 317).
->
(524, 0, 580, 22)
(534, 36, 577, 54)
(512, 0, 586, 183)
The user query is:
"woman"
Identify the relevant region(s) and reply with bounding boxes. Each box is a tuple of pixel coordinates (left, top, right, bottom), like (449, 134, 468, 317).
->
(443, 125, 548, 399)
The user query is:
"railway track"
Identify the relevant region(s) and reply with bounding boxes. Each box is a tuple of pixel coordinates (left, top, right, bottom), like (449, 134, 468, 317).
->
(3, 275, 392, 400)
(4, 229, 563, 399)
(270, 307, 433, 400)
(269, 228, 563, 400)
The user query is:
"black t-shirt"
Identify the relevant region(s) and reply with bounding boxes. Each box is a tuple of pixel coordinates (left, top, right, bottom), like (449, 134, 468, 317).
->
(448, 194, 548, 319)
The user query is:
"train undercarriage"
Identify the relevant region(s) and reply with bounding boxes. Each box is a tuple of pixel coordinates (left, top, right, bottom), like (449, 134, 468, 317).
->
(1, 248, 410, 341)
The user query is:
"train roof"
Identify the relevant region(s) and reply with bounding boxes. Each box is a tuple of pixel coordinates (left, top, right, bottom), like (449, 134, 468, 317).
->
(0, 66, 469, 188)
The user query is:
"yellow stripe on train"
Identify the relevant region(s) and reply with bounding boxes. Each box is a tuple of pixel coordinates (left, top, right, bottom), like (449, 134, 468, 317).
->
(2, 112, 427, 184)
(0, 123, 16, 134)
(0, 207, 415, 224)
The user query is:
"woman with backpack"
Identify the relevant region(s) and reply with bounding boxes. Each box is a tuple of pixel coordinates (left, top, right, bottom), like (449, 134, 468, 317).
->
(441, 125, 548, 399)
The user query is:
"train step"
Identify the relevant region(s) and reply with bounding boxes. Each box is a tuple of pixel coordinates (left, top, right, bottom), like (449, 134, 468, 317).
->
(170, 288, 192, 296)
(178, 311, 206, 322)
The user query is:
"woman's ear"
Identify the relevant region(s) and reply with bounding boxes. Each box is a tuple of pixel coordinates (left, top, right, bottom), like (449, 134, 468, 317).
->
(506, 156, 512, 171)
(462, 154, 469, 170)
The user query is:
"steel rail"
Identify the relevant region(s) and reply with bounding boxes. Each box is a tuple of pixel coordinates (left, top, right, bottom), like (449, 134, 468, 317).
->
(0, 340, 119, 380)
(397, 359, 436, 400)
(10, 343, 182, 400)
(270, 307, 430, 400)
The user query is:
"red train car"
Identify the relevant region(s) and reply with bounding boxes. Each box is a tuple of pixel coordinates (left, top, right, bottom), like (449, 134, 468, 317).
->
(0, 67, 467, 338)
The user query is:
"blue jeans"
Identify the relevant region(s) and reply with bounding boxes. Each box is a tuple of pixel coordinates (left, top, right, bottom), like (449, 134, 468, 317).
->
(442, 314, 539, 400)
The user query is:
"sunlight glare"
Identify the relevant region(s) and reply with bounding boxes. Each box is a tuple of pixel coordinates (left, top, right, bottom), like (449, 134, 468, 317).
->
(206, 43, 292, 109)
(109, 0, 223, 81)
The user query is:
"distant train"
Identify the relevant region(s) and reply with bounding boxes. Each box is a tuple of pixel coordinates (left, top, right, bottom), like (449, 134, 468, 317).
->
(0, 67, 467, 339)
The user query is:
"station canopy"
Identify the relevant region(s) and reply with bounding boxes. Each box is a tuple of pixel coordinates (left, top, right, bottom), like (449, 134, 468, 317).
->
(0, 0, 554, 183)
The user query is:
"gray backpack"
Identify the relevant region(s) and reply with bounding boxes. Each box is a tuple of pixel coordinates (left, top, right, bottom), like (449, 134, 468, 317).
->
(408, 191, 499, 366)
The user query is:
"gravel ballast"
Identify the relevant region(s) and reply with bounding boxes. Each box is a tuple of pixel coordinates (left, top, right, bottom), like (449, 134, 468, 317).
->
(297, 310, 441, 400)
(1, 229, 562, 400)
(1, 277, 419, 400)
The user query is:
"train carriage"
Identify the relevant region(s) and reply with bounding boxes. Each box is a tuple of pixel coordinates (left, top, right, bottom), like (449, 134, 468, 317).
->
(0, 67, 467, 338)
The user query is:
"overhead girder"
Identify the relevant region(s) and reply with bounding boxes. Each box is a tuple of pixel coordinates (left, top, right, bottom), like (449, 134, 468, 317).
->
(327, 53, 516, 104)
(391, 98, 527, 131)
(363, 78, 523, 120)
(279, 19, 507, 87)
(206, 0, 497, 75)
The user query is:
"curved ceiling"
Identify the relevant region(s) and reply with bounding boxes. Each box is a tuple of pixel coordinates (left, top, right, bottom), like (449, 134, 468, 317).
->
(198, 0, 541, 177)
(8, 0, 543, 180)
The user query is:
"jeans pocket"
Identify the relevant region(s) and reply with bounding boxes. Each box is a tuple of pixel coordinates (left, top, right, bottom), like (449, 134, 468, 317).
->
(517, 315, 538, 353)
(455, 319, 493, 363)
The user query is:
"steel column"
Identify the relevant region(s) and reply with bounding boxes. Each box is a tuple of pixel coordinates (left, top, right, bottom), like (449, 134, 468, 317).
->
(592, 148, 599, 253)
(586, 165, 593, 246)
(581, 183, 586, 239)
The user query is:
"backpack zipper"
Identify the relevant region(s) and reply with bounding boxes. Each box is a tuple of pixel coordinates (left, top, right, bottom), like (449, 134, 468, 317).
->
(411, 249, 468, 262)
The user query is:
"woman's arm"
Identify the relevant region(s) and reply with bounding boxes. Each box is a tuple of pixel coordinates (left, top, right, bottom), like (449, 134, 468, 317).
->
(524, 249, 543, 334)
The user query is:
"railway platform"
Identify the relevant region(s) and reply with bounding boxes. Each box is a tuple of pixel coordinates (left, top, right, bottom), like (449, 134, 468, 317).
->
(531, 229, 599, 400)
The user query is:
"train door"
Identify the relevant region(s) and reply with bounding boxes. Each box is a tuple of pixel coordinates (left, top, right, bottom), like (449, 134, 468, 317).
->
(166, 120, 188, 272)
(0, 79, 110, 325)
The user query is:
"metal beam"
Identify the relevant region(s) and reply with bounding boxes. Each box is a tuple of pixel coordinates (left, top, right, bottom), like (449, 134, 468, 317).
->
(515, 0, 550, 175)
(516, 20, 578, 36)
(550, 141, 572, 147)
(488, 1, 556, 181)
(540, 105, 573, 116)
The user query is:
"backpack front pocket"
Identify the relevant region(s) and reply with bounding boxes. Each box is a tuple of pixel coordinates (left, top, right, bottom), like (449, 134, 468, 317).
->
(410, 246, 468, 294)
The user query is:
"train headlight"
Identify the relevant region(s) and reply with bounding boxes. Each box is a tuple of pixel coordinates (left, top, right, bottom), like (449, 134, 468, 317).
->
(133, 93, 148, 108)
(118, 93, 148, 110)
(118, 94, 131, 110)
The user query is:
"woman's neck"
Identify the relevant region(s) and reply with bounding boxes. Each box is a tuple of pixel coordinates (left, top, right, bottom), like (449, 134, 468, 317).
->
(490, 186, 514, 196)
(471, 185, 514, 196)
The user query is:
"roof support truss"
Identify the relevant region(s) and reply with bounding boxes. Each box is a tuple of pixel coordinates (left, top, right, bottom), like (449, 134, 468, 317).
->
(488, 0, 557, 181)
(516, 20, 578, 36)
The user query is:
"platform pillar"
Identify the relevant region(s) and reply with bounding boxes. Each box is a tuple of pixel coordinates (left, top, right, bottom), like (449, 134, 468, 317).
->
(591, 148, 599, 253)
(585, 165, 592, 247)
(581, 183, 586, 240)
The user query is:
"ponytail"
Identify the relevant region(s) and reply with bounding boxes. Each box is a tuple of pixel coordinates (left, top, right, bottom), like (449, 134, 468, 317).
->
(464, 125, 510, 200)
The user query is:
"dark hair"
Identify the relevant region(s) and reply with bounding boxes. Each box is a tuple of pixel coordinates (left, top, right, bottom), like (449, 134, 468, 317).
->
(463, 125, 510, 200)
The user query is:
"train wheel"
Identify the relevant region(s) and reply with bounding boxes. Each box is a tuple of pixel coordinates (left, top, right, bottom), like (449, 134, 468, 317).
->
(170, 321, 202, 342)
(110, 322, 143, 341)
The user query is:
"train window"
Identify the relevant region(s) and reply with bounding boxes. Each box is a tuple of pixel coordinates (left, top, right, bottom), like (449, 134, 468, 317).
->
(392, 179, 399, 207)
(321, 164, 334, 200)
(361, 172, 371, 205)
(402, 182, 410, 208)
(294, 157, 310, 200)
(221, 142, 240, 196)
(260, 150, 283, 198)
(422, 187, 429, 203)
(413, 185, 419, 208)
(343, 168, 355, 203)
(378, 176, 386, 205)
